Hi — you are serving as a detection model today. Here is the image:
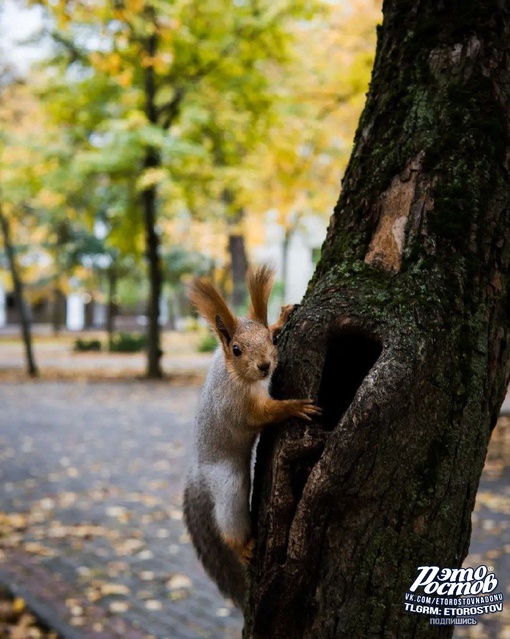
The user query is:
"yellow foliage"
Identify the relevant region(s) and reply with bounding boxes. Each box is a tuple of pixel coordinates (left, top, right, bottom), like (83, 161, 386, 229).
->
(243, 0, 381, 236)
(89, 51, 123, 75)
(126, 0, 145, 13)
(244, 213, 265, 250)
(0, 271, 10, 289)
(12, 598, 26, 615)
(35, 189, 66, 210)
(141, 53, 171, 73)
(137, 168, 169, 191)
(2, 0, 382, 290)
(125, 110, 148, 129)
(107, 52, 122, 74)
(117, 70, 134, 88)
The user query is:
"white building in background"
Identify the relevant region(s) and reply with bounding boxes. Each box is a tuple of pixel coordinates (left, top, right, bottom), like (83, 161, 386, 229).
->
(0, 284, 6, 327)
(253, 210, 328, 308)
(66, 293, 86, 331)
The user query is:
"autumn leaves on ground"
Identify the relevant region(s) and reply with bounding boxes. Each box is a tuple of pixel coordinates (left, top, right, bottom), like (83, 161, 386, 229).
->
(0, 586, 57, 639)
(0, 370, 243, 639)
(1, 0, 510, 637)
(0, 330, 508, 639)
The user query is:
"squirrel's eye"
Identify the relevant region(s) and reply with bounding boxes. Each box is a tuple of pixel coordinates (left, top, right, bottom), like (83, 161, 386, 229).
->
(232, 344, 242, 357)
(272, 334, 278, 345)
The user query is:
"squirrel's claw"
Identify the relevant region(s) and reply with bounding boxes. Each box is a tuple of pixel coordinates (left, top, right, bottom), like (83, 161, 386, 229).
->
(291, 399, 322, 421)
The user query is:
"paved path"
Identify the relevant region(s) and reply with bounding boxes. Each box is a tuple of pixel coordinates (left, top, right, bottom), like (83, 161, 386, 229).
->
(0, 381, 508, 639)
(0, 381, 242, 639)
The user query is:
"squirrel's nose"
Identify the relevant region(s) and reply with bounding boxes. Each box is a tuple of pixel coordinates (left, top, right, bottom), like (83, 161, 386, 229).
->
(258, 361, 271, 373)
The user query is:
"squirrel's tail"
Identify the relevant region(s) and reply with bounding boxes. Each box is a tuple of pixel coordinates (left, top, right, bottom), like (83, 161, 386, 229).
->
(183, 478, 246, 608)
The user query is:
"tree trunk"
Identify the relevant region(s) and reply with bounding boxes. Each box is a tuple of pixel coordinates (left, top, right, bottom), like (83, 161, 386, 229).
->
(143, 152, 163, 378)
(106, 265, 117, 351)
(228, 208, 249, 311)
(246, 3, 510, 639)
(51, 283, 64, 336)
(0, 207, 38, 377)
(142, 9, 163, 379)
(280, 225, 291, 305)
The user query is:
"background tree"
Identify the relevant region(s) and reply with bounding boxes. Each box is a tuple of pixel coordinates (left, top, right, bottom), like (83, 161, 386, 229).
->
(34, 0, 311, 377)
(0, 201, 38, 377)
(245, 0, 380, 302)
(161, 245, 211, 327)
(0, 75, 43, 377)
(247, 2, 510, 638)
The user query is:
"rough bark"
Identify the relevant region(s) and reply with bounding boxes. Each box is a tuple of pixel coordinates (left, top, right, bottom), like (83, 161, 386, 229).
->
(246, 2, 510, 638)
(0, 206, 38, 377)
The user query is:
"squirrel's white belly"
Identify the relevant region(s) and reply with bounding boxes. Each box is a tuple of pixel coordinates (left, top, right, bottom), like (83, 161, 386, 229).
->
(257, 377, 271, 395)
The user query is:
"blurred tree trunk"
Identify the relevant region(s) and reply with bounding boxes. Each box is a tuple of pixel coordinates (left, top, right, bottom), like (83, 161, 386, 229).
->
(142, 150, 163, 378)
(140, 6, 184, 378)
(228, 208, 249, 311)
(142, 8, 163, 379)
(280, 226, 290, 305)
(0, 206, 38, 377)
(106, 265, 117, 351)
(246, 2, 510, 638)
(50, 220, 72, 336)
(51, 284, 65, 335)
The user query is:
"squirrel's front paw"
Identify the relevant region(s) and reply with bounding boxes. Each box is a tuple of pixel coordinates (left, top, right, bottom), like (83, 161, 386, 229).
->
(289, 399, 322, 422)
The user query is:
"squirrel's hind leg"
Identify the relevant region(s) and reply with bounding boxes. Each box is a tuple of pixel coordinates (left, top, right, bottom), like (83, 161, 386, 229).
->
(209, 463, 253, 561)
(222, 533, 255, 565)
(183, 478, 246, 607)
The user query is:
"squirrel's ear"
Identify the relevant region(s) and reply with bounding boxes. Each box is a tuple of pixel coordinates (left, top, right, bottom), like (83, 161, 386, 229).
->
(188, 278, 238, 342)
(247, 264, 274, 327)
(215, 314, 232, 345)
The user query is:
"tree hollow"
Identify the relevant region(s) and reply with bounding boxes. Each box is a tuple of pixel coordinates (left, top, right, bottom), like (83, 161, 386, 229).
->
(318, 329, 382, 430)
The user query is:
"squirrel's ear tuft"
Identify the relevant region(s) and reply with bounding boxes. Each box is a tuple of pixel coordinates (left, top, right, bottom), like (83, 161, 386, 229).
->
(247, 264, 274, 327)
(188, 278, 238, 345)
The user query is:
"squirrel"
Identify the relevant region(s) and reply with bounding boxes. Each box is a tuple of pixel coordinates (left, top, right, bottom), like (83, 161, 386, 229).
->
(183, 265, 321, 608)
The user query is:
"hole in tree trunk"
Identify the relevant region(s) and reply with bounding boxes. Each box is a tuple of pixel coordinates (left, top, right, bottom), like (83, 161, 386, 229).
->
(318, 329, 383, 430)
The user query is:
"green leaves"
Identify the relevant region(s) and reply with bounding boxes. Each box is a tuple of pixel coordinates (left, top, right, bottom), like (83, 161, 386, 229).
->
(2, 0, 381, 305)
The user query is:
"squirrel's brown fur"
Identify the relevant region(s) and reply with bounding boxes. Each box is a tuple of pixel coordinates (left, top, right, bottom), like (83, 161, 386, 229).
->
(183, 266, 320, 608)
(189, 278, 238, 349)
(247, 264, 274, 326)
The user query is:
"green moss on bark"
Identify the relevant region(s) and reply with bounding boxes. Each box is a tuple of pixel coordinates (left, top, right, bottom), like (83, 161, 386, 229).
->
(247, 2, 510, 638)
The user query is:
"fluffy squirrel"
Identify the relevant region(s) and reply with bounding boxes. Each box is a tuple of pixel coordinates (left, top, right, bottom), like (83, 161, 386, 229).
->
(183, 265, 321, 608)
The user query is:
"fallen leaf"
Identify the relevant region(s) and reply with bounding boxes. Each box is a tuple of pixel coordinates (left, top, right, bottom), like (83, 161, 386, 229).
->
(100, 583, 130, 596)
(167, 574, 191, 590)
(109, 601, 130, 613)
